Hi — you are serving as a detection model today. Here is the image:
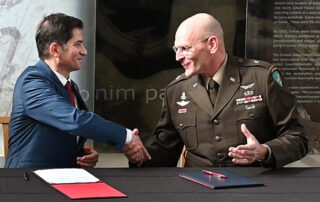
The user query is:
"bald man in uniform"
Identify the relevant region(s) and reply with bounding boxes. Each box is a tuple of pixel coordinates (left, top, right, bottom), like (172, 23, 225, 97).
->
(126, 13, 308, 169)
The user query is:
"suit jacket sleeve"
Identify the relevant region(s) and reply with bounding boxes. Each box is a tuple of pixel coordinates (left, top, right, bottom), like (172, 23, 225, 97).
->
(263, 67, 308, 168)
(21, 70, 127, 150)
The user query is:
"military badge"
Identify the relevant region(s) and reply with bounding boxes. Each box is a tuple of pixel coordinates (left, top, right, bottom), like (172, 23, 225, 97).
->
(236, 95, 263, 105)
(193, 82, 198, 88)
(181, 92, 186, 99)
(244, 90, 253, 96)
(240, 83, 255, 96)
(240, 83, 255, 90)
(176, 92, 190, 107)
(245, 104, 255, 110)
(178, 109, 187, 113)
(271, 67, 283, 87)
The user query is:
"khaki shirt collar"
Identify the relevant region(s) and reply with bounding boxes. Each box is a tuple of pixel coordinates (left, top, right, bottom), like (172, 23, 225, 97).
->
(203, 53, 228, 90)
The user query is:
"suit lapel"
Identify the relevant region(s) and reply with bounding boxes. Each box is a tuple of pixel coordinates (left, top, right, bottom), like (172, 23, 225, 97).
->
(187, 76, 215, 117)
(70, 81, 88, 153)
(71, 81, 88, 111)
(37, 60, 73, 102)
(213, 55, 240, 118)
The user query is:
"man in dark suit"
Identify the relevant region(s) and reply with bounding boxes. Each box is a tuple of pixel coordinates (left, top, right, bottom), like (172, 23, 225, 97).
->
(126, 13, 308, 169)
(5, 13, 150, 168)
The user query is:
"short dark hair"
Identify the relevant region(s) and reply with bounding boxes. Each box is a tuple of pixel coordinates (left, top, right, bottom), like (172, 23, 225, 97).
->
(35, 13, 83, 60)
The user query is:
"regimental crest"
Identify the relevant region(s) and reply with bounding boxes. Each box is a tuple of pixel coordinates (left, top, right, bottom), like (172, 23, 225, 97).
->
(181, 92, 186, 100)
(193, 82, 198, 88)
(240, 83, 255, 90)
(176, 92, 190, 107)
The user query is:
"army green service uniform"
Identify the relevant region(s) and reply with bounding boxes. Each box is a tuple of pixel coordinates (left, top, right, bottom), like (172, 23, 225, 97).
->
(143, 55, 308, 169)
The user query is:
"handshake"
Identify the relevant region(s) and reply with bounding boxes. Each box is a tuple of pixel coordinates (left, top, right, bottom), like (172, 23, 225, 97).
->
(122, 129, 151, 166)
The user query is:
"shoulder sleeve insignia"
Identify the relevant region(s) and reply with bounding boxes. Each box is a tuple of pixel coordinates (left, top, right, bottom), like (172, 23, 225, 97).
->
(271, 67, 283, 87)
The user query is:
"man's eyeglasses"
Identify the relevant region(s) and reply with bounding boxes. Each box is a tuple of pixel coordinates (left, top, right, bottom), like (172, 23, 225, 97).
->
(172, 36, 211, 54)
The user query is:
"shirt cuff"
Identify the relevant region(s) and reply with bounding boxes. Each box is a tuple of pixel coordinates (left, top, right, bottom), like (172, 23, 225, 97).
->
(263, 144, 272, 160)
(258, 144, 272, 165)
(125, 129, 133, 144)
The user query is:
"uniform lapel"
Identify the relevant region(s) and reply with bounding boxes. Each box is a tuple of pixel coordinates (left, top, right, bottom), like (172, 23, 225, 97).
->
(187, 76, 215, 117)
(212, 55, 240, 118)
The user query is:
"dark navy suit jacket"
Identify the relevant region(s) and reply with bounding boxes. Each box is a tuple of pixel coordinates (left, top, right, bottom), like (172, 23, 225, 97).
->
(5, 60, 127, 168)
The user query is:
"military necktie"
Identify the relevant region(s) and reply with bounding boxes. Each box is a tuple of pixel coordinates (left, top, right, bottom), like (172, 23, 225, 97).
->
(208, 78, 219, 106)
(65, 81, 76, 107)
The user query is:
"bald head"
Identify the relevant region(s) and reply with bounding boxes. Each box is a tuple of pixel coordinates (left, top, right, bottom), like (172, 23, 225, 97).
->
(176, 13, 224, 45)
(174, 13, 226, 77)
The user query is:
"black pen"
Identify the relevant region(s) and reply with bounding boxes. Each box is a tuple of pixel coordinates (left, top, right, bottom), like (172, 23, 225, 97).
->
(23, 171, 29, 181)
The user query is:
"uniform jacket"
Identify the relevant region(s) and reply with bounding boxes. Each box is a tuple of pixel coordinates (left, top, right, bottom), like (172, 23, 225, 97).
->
(5, 60, 127, 168)
(144, 55, 308, 169)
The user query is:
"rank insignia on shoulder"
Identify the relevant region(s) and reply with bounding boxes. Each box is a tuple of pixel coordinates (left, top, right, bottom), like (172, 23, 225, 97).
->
(236, 95, 263, 105)
(271, 67, 283, 87)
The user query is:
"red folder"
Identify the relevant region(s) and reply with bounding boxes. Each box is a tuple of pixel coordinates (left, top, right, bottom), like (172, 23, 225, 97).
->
(51, 182, 127, 199)
(33, 168, 127, 199)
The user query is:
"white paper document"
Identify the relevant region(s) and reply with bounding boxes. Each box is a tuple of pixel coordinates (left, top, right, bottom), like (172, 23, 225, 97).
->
(33, 168, 100, 184)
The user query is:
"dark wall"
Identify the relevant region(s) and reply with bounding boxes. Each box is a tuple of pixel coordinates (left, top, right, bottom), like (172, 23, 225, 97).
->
(94, 0, 246, 152)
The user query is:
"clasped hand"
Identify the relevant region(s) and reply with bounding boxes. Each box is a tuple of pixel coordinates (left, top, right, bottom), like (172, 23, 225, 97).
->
(122, 129, 151, 166)
(77, 146, 99, 168)
(228, 124, 268, 165)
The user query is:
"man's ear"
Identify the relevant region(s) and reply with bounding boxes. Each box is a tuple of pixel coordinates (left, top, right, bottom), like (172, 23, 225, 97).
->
(49, 43, 59, 58)
(208, 36, 218, 54)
